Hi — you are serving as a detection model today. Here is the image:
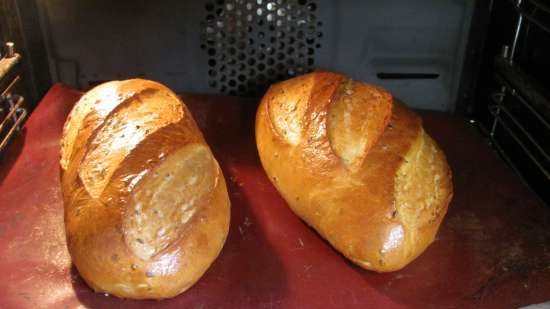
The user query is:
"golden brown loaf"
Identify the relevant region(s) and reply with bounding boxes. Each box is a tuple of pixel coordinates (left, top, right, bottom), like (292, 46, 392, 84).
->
(255, 71, 453, 272)
(60, 79, 230, 299)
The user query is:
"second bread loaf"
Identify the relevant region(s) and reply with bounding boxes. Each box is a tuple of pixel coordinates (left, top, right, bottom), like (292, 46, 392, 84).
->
(255, 71, 453, 272)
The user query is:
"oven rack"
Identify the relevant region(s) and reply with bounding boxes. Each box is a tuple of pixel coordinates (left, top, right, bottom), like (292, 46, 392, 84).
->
(488, 87, 550, 180)
(480, 0, 550, 203)
(0, 51, 26, 154)
(507, 0, 550, 34)
(0, 95, 26, 153)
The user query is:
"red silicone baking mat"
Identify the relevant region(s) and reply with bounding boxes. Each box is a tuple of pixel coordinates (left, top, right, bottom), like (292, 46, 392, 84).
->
(0, 84, 549, 309)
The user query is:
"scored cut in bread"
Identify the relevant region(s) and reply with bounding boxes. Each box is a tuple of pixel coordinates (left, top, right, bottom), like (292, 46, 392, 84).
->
(255, 71, 453, 272)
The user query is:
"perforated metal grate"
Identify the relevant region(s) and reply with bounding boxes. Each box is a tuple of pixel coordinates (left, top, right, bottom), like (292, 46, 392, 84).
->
(200, 0, 322, 96)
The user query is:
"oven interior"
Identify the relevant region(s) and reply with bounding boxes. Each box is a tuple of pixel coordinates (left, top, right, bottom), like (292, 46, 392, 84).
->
(0, 1, 549, 307)
(2, 0, 544, 204)
(0, 0, 550, 308)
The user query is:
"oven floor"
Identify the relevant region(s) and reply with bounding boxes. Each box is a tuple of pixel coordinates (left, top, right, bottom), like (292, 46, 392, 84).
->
(0, 84, 549, 309)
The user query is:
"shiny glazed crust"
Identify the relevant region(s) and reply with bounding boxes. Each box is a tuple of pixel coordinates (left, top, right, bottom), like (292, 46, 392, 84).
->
(255, 71, 453, 272)
(60, 79, 230, 299)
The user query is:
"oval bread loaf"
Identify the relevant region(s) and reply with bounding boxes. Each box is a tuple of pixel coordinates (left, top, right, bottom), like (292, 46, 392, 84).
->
(255, 71, 453, 272)
(60, 79, 230, 299)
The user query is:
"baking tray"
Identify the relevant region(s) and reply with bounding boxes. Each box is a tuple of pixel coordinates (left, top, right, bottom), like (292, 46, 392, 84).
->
(0, 84, 549, 309)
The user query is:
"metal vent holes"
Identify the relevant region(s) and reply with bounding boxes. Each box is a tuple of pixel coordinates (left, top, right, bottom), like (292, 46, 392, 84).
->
(201, 0, 322, 96)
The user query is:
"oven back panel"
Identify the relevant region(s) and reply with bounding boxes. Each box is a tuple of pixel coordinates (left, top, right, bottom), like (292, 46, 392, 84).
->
(38, 0, 473, 111)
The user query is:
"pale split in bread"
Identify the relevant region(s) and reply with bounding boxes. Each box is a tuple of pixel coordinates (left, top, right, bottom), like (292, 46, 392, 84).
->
(60, 79, 230, 299)
(255, 71, 453, 272)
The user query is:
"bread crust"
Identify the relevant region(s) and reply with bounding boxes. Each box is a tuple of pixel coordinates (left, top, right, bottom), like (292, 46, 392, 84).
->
(61, 79, 230, 299)
(256, 71, 452, 272)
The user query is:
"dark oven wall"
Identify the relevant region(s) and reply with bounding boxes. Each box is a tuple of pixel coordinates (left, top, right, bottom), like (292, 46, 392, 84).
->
(0, 0, 51, 108)
(36, 0, 474, 112)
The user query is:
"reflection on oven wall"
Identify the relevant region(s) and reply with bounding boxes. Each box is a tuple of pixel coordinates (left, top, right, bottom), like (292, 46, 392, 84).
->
(36, 0, 474, 112)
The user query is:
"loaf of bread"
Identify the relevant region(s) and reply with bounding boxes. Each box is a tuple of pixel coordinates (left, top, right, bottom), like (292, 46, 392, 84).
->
(255, 71, 452, 272)
(60, 79, 230, 299)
